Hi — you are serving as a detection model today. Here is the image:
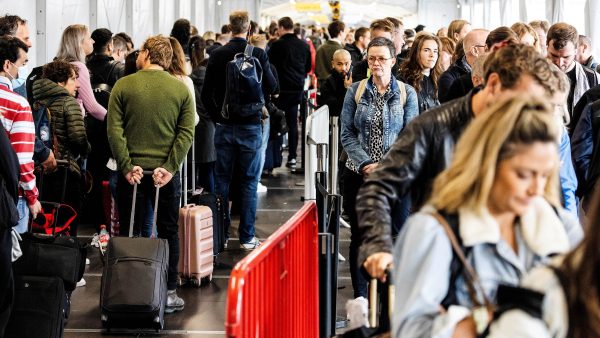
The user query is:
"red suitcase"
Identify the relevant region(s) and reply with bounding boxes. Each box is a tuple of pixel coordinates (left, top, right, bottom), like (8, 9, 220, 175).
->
(178, 204, 214, 287)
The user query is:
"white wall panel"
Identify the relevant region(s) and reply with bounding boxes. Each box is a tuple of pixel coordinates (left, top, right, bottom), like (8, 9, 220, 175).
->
(97, 0, 127, 34)
(132, 0, 154, 48)
(45, 0, 90, 63)
(158, 0, 176, 35)
(179, 0, 192, 19)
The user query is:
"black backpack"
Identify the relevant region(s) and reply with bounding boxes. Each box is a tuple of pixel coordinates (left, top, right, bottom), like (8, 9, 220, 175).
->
(221, 44, 264, 120)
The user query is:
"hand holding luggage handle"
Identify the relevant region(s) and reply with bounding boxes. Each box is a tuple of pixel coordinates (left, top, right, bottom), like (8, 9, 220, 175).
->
(129, 170, 160, 238)
(369, 269, 394, 330)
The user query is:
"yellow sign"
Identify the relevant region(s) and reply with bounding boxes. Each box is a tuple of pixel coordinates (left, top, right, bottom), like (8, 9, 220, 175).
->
(295, 2, 322, 12)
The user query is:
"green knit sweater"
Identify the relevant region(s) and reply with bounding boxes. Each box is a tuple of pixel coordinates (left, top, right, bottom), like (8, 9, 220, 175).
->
(107, 69, 195, 175)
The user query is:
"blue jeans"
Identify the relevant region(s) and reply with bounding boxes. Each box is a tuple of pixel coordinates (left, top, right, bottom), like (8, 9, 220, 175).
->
(14, 197, 28, 234)
(214, 123, 262, 244)
(258, 117, 270, 176)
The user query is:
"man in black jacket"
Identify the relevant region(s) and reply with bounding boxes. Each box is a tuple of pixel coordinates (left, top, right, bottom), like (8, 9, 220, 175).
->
(87, 28, 125, 89)
(345, 27, 370, 65)
(355, 44, 562, 279)
(201, 10, 276, 250)
(267, 16, 311, 169)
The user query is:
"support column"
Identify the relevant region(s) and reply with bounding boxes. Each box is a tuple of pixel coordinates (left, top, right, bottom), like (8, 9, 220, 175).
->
(36, 0, 47, 65)
(153, 0, 160, 35)
(126, 0, 133, 36)
(89, 0, 98, 31)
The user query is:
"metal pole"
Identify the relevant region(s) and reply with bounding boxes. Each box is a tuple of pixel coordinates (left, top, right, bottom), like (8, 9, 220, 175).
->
(318, 232, 333, 338)
(329, 116, 339, 194)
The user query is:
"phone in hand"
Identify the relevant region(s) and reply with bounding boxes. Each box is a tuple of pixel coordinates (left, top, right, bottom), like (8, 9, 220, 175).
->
(346, 64, 353, 80)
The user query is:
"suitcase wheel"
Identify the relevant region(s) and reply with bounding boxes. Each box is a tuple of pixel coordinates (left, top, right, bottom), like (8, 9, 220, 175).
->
(200, 274, 212, 286)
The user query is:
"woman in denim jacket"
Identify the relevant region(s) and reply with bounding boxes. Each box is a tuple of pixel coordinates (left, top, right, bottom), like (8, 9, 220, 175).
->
(391, 95, 582, 338)
(341, 37, 418, 299)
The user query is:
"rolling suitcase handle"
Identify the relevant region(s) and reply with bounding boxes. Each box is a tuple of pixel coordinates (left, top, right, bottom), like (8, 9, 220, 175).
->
(129, 170, 160, 238)
(369, 269, 394, 332)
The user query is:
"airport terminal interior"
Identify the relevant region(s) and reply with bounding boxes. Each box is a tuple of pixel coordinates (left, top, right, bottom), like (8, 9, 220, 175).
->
(2, 0, 600, 337)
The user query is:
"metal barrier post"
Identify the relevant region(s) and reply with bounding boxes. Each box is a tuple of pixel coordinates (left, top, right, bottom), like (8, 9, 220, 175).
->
(329, 116, 339, 194)
(318, 232, 333, 338)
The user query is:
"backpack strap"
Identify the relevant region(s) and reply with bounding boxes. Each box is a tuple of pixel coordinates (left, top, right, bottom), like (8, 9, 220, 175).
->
(398, 81, 407, 107)
(354, 78, 368, 105)
(244, 44, 254, 58)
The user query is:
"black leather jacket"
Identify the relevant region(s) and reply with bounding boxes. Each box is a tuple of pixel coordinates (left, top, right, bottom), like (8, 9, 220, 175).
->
(355, 89, 477, 266)
(86, 54, 125, 88)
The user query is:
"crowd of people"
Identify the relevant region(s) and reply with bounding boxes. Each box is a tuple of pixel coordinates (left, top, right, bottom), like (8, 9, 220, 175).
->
(1, 7, 600, 337)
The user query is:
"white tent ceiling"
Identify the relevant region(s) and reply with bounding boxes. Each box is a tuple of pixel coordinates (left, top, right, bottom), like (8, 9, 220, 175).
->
(260, 0, 418, 26)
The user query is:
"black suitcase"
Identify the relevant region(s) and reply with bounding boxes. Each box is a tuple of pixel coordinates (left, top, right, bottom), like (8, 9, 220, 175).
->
(100, 177, 169, 332)
(191, 192, 226, 256)
(5, 275, 67, 338)
(14, 233, 86, 291)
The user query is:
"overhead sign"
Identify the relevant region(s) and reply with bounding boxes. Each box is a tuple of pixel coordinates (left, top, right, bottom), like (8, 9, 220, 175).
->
(295, 2, 322, 12)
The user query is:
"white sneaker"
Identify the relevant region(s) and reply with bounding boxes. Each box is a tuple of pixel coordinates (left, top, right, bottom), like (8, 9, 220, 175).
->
(90, 233, 100, 247)
(338, 252, 346, 262)
(86, 258, 90, 265)
(257, 182, 267, 193)
(165, 290, 185, 313)
(76, 278, 86, 287)
(240, 237, 261, 250)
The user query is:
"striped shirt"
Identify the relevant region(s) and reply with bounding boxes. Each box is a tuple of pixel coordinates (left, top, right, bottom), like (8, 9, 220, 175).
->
(0, 76, 39, 205)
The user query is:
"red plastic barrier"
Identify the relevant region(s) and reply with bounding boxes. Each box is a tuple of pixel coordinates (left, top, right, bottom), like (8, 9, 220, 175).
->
(225, 202, 319, 338)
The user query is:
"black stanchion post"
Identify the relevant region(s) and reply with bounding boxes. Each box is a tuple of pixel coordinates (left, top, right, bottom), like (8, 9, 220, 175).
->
(318, 232, 333, 338)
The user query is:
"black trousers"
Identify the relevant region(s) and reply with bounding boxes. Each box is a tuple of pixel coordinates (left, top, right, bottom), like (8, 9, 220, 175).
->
(276, 92, 303, 162)
(117, 173, 181, 290)
(0, 227, 13, 336)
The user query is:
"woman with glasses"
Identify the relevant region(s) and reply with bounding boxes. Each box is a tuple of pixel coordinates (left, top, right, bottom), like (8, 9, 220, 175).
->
(392, 95, 582, 338)
(399, 33, 443, 113)
(341, 37, 418, 299)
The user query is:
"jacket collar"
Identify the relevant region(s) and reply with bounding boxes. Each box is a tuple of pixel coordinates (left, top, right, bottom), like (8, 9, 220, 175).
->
(366, 75, 398, 95)
(0, 76, 13, 91)
(458, 196, 570, 256)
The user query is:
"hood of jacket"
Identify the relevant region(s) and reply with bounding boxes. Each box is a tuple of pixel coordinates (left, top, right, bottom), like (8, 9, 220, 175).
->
(32, 78, 71, 105)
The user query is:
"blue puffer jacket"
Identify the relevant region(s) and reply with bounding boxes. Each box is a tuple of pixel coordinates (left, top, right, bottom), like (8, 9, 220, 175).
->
(341, 76, 419, 171)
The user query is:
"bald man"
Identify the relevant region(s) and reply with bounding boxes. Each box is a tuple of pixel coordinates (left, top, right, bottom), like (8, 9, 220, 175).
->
(439, 28, 489, 103)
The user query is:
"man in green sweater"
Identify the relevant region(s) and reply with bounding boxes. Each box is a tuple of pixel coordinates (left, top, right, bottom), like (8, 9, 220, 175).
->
(107, 35, 195, 314)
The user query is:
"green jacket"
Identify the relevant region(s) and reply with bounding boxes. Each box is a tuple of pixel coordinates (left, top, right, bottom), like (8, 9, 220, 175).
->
(107, 69, 195, 175)
(32, 78, 90, 175)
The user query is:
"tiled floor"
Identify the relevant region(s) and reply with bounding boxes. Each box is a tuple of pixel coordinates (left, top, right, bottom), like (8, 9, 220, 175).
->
(63, 164, 354, 337)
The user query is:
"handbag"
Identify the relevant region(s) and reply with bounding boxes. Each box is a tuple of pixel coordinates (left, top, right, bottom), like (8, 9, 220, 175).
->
(266, 101, 289, 138)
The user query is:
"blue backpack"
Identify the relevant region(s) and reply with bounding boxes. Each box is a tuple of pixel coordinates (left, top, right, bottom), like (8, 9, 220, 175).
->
(221, 44, 264, 120)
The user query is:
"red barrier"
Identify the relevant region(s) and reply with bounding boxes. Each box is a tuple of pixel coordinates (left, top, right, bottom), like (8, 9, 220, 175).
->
(225, 202, 319, 338)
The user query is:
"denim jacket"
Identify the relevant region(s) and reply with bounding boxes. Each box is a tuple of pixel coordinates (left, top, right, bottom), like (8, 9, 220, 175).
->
(392, 198, 583, 338)
(341, 76, 419, 171)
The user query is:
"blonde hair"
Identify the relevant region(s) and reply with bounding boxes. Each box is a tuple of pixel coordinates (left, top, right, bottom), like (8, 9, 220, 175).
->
(168, 36, 188, 76)
(56, 24, 89, 62)
(249, 34, 267, 49)
(430, 94, 561, 213)
(511, 22, 541, 52)
(448, 19, 470, 43)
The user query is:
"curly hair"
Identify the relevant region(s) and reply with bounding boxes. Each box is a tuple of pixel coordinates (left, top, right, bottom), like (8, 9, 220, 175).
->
(399, 33, 443, 95)
(42, 60, 79, 83)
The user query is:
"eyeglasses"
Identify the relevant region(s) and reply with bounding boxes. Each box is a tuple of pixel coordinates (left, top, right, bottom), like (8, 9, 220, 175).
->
(367, 56, 393, 64)
(473, 44, 488, 52)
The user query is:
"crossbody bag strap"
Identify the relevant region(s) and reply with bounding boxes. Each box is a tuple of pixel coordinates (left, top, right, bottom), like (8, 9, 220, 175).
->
(429, 211, 494, 310)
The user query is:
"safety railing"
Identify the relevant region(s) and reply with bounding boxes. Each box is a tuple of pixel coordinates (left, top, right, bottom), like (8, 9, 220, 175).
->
(225, 202, 319, 338)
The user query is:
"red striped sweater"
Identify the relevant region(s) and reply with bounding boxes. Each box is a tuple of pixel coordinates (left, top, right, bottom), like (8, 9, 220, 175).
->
(0, 77, 39, 206)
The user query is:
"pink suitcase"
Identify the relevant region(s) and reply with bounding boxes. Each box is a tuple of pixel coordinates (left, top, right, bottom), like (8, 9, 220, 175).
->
(178, 204, 214, 287)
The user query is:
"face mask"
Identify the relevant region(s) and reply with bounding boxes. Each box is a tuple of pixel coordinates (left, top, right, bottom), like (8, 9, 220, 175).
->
(11, 63, 28, 88)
